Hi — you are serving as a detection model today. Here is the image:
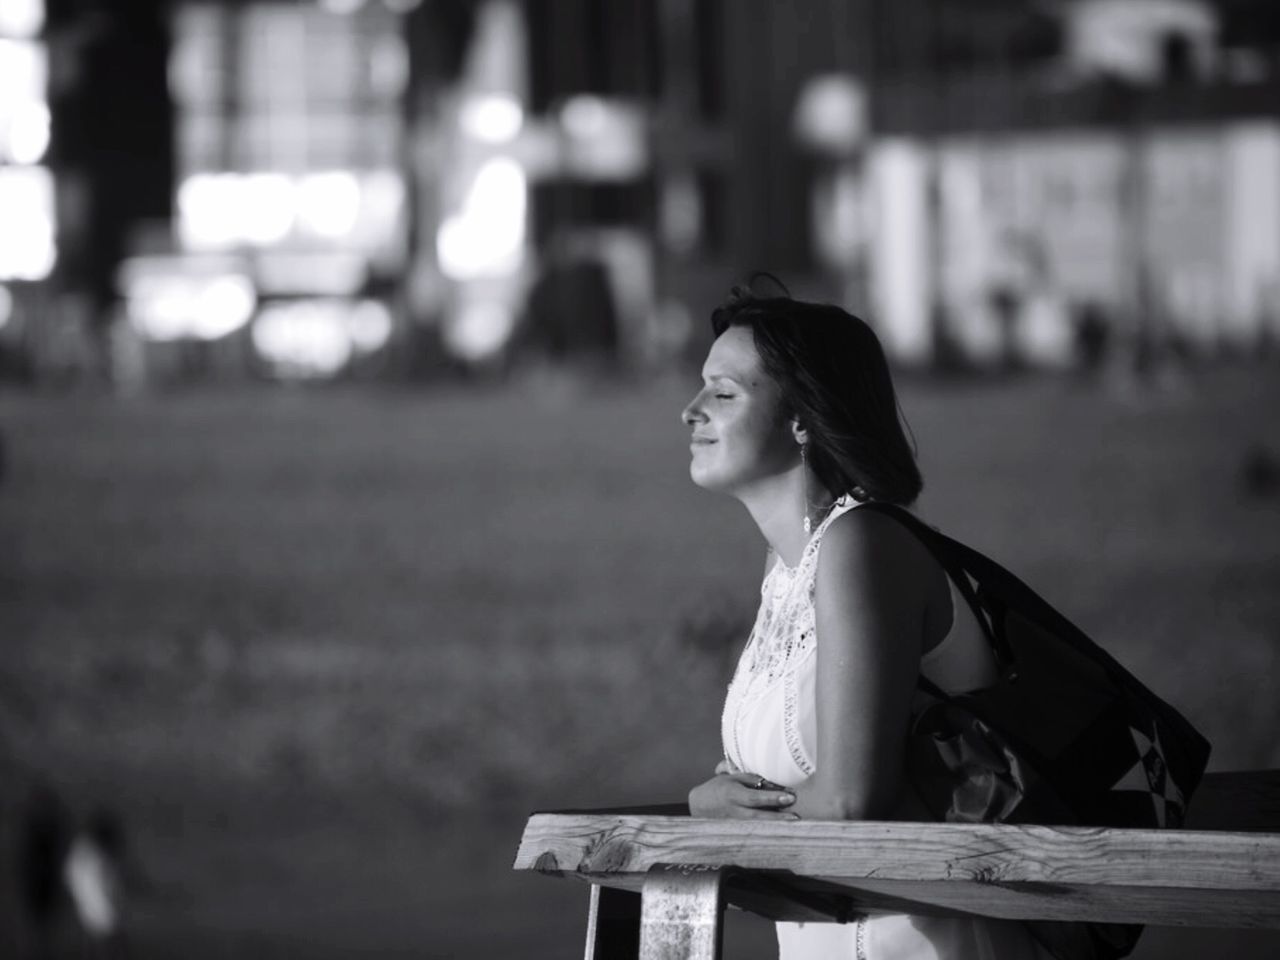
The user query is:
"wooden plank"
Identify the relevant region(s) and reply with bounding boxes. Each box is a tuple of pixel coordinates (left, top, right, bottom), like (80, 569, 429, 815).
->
(518, 771, 1280, 929)
(516, 814, 1280, 890)
(515, 814, 1280, 928)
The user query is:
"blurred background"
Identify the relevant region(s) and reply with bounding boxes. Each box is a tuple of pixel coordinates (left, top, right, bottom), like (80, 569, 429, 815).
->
(1, 0, 1278, 956)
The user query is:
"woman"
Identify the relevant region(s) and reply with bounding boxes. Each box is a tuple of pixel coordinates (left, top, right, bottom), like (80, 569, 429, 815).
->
(682, 286, 1053, 959)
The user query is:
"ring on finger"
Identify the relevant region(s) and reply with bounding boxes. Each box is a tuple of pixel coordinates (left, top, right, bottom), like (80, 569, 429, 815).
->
(753, 776, 766, 790)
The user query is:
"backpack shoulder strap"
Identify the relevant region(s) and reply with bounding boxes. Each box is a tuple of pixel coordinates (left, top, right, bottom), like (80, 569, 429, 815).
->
(856, 501, 1140, 686)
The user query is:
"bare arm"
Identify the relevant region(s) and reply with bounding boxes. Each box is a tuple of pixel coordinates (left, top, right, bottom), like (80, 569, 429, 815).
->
(788, 510, 927, 821)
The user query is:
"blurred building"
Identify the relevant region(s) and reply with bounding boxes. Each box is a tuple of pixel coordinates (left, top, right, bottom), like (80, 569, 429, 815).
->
(403, 0, 882, 373)
(131, 0, 408, 381)
(7, 0, 1280, 383)
(409, 0, 1280, 372)
(0, 0, 56, 380)
(864, 0, 1280, 367)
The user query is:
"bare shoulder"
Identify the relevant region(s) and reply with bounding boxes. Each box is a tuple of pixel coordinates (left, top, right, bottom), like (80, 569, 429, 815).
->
(818, 506, 928, 577)
(815, 506, 938, 616)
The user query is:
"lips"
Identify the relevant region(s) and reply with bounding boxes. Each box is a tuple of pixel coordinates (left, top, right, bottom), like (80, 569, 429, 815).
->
(690, 436, 716, 445)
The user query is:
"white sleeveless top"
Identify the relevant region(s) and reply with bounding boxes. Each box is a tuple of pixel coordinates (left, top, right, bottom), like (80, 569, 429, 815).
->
(720, 496, 1054, 960)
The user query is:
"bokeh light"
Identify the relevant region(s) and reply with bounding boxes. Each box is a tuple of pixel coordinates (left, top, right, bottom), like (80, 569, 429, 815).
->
(252, 300, 354, 376)
(558, 95, 647, 180)
(794, 74, 867, 155)
(250, 297, 392, 376)
(178, 174, 242, 250)
(459, 93, 524, 144)
(178, 170, 387, 250)
(0, 0, 43, 39)
(9, 100, 49, 164)
(0, 37, 47, 165)
(0, 166, 55, 280)
(298, 171, 362, 239)
(560, 94, 609, 139)
(319, 0, 367, 15)
(347, 299, 393, 353)
(241, 173, 297, 247)
(436, 157, 526, 280)
(122, 262, 257, 343)
(443, 298, 514, 362)
(193, 275, 258, 340)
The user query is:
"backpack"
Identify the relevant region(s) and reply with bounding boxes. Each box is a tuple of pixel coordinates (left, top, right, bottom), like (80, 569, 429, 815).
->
(858, 502, 1213, 960)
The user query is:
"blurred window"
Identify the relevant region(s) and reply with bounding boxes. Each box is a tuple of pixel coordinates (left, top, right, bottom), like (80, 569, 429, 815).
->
(0, 4, 54, 281)
(0, 166, 55, 280)
(0, 0, 43, 39)
(170, 2, 408, 268)
(0, 38, 48, 165)
(171, 3, 405, 175)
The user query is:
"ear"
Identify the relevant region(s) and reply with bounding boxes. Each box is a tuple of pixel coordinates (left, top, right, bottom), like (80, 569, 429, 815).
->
(790, 420, 808, 447)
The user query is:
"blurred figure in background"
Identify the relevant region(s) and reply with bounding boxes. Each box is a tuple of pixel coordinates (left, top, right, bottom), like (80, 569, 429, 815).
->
(17, 784, 73, 960)
(63, 807, 131, 959)
(1072, 301, 1113, 380)
(506, 236, 621, 378)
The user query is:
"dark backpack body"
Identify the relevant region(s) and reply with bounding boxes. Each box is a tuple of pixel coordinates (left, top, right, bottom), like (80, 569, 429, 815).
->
(858, 502, 1213, 960)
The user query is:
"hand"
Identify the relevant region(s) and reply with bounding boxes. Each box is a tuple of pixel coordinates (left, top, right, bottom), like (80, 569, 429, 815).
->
(688, 772, 798, 820)
(714, 758, 740, 775)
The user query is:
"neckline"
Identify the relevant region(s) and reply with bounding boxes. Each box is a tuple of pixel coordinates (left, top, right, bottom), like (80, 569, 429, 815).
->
(773, 493, 865, 574)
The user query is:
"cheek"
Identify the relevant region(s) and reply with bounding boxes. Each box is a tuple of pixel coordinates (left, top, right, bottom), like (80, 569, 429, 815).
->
(728, 410, 794, 470)
(747, 404, 794, 452)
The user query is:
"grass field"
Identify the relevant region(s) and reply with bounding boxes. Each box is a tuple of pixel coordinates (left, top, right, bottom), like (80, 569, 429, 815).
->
(1, 365, 1278, 957)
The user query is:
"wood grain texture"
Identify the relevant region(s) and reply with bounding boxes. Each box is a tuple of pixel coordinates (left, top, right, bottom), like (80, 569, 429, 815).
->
(513, 770, 1280, 928)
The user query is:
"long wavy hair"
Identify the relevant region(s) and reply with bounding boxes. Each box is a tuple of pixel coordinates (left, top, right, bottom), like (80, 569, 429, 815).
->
(709, 281, 923, 507)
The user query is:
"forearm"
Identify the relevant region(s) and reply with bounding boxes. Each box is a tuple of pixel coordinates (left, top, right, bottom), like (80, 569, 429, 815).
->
(786, 770, 909, 821)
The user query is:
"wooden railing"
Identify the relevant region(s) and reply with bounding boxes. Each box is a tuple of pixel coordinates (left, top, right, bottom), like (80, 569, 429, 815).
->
(513, 770, 1280, 959)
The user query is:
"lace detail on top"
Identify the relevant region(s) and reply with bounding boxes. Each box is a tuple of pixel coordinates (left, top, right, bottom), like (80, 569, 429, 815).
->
(722, 494, 864, 774)
(782, 666, 814, 777)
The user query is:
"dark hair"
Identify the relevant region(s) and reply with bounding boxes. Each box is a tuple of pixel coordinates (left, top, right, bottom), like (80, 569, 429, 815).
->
(710, 283, 923, 506)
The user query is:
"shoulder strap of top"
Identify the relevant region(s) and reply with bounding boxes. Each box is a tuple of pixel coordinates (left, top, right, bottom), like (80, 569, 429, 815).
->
(812, 493, 864, 538)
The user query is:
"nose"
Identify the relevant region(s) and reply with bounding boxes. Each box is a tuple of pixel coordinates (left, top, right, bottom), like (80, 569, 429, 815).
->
(681, 392, 706, 428)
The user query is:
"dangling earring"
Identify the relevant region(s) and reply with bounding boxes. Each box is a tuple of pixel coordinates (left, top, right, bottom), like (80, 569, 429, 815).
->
(800, 444, 812, 535)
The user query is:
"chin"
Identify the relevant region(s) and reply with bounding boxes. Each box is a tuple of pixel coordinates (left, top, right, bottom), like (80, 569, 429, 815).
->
(689, 463, 731, 493)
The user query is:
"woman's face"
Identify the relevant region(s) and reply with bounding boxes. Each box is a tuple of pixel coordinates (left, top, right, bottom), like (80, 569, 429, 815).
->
(681, 325, 799, 495)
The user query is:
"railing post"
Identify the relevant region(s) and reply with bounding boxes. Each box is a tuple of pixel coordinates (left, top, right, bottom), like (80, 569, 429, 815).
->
(638, 865, 727, 960)
(585, 883, 641, 960)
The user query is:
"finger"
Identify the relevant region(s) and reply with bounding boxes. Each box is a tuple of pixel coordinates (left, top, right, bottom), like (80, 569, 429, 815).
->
(732, 773, 788, 798)
(714, 759, 739, 775)
(727, 773, 784, 791)
(735, 788, 796, 808)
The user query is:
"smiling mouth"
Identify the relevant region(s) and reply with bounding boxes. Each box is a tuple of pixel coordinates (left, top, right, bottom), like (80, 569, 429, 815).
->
(690, 437, 716, 446)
